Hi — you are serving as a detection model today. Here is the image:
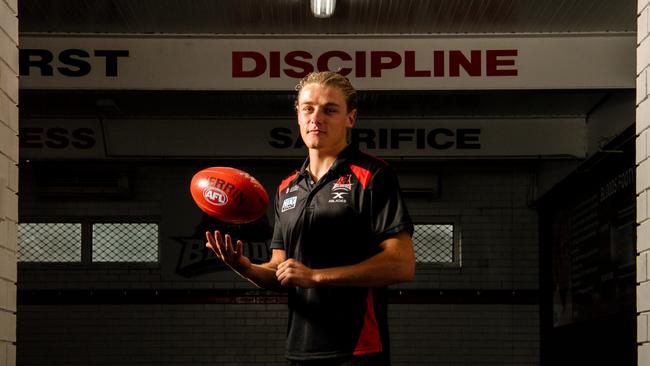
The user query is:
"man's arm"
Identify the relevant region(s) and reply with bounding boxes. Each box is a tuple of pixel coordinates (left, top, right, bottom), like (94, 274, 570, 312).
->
(275, 230, 415, 288)
(241, 250, 287, 291)
(206, 230, 287, 291)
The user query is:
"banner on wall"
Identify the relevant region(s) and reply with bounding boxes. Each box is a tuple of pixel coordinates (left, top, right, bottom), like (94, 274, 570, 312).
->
(19, 34, 634, 90)
(20, 118, 586, 159)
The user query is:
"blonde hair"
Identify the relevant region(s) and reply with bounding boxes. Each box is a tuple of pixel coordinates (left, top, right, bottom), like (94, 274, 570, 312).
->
(294, 71, 358, 112)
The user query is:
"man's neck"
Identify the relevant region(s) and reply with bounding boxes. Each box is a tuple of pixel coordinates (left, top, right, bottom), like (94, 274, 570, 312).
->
(307, 144, 347, 181)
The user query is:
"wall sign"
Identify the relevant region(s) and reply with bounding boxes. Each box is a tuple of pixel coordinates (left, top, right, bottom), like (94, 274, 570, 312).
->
(20, 118, 586, 159)
(19, 34, 634, 90)
(19, 118, 105, 159)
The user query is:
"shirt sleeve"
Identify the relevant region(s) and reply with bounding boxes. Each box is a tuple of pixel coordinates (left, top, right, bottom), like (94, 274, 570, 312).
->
(368, 166, 414, 244)
(270, 189, 286, 250)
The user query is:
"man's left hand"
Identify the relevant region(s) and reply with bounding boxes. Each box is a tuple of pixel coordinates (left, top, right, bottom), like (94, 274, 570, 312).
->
(276, 259, 317, 288)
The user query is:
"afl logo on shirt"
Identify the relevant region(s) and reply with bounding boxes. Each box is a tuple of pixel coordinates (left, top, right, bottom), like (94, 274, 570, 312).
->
(203, 187, 228, 206)
(282, 196, 297, 212)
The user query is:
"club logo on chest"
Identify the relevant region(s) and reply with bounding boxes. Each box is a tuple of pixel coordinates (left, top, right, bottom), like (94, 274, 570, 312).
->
(329, 175, 353, 203)
(332, 174, 353, 192)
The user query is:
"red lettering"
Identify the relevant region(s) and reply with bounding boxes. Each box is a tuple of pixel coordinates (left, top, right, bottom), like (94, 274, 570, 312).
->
(486, 49, 517, 76)
(284, 51, 314, 78)
(370, 51, 401, 77)
(433, 51, 445, 77)
(230, 49, 519, 79)
(232, 51, 266, 77)
(269, 51, 281, 78)
(317, 50, 352, 75)
(449, 50, 481, 77)
(355, 51, 366, 78)
(404, 50, 431, 77)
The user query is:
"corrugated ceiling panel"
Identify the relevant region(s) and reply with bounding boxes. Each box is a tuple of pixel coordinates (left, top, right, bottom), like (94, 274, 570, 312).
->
(20, 0, 635, 35)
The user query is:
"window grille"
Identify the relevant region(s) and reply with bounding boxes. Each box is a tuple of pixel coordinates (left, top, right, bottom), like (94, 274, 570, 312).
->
(412, 223, 455, 264)
(92, 223, 159, 262)
(18, 221, 159, 264)
(17, 223, 82, 262)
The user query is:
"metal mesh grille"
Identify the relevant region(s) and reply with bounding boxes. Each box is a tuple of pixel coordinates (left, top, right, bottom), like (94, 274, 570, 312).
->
(413, 224, 454, 263)
(17, 223, 82, 262)
(92, 223, 159, 262)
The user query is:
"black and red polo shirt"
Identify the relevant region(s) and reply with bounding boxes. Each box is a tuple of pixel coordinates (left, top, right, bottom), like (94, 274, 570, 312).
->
(270, 144, 413, 361)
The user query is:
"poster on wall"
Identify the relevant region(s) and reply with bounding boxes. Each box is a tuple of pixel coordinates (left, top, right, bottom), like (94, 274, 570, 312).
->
(540, 128, 635, 327)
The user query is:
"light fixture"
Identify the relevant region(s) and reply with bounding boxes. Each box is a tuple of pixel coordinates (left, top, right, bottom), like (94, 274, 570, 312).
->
(311, 0, 336, 18)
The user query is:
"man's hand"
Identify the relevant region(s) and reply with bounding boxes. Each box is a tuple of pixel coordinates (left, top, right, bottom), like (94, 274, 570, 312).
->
(274, 231, 415, 288)
(276, 259, 317, 288)
(205, 230, 252, 274)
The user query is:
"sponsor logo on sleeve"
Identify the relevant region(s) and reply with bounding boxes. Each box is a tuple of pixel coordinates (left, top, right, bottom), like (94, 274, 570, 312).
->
(282, 196, 297, 212)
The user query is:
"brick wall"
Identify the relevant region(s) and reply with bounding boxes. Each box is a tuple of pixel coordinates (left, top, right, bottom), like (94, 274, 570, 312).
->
(390, 304, 538, 365)
(17, 303, 538, 366)
(17, 160, 540, 365)
(18, 304, 288, 366)
(640, 0, 650, 364)
(0, 0, 17, 365)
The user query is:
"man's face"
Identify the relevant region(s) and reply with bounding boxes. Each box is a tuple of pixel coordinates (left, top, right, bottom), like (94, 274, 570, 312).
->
(296, 83, 357, 153)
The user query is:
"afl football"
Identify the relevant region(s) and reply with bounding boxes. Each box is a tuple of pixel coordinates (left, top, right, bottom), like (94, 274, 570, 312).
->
(190, 167, 269, 224)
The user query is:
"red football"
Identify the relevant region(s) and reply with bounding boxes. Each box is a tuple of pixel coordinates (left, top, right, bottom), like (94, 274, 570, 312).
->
(190, 167, 269, 224)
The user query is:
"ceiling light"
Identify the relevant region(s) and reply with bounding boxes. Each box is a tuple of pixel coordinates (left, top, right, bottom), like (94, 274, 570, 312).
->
(311, 0, 336, 18)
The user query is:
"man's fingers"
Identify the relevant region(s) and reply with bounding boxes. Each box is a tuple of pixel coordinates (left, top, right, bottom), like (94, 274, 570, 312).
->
(205, 231, 217, 252)
(206, 231, 247, 263)
(224, 234, 233, 252)
(206, 231, 228, 260)
(276, 259, 296, 272)
(275, 265, 285, 281)
(276, 262, 295, 283)
(214, 230, 224, 247)
(276, 260, 296, 278)
(215, 231, 232, 254)
(205, 232, 252, 272)
(276, 269, 289, 285)
(235, 240, 244, 256)
(205, 231, 215, 245)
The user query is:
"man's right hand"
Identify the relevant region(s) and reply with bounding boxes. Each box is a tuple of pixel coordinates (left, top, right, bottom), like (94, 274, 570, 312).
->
(205, 230, 252, 274)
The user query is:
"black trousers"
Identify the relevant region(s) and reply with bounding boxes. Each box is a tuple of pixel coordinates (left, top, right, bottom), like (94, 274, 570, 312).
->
(289, 352, 389, 366)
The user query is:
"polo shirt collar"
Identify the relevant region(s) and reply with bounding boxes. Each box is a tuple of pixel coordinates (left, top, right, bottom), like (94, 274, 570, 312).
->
(298, 144, 359, 181)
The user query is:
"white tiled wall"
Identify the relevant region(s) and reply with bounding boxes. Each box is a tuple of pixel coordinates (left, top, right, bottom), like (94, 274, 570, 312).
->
(640, 0, 650, 363)
(0, 1, 18, 366)
(0, 0, 17, 365)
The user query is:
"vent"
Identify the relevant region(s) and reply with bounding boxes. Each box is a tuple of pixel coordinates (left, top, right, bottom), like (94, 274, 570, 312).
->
(35, 165, 132, 199)
(398, 173, 440, 199)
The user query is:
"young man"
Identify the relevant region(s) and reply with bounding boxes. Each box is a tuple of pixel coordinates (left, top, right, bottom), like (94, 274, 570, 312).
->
(206, 71, 415, 365)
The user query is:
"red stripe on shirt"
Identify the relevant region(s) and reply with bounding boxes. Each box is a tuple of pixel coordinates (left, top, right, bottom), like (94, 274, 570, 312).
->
(278, 171, 299, 193)
(353, 288, 383, 356)
(350, 164, 372, 189)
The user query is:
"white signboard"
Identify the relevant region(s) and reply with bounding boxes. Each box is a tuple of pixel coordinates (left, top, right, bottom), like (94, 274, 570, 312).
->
(20, 118, 585, 159)
(19, 34, 634, 90)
